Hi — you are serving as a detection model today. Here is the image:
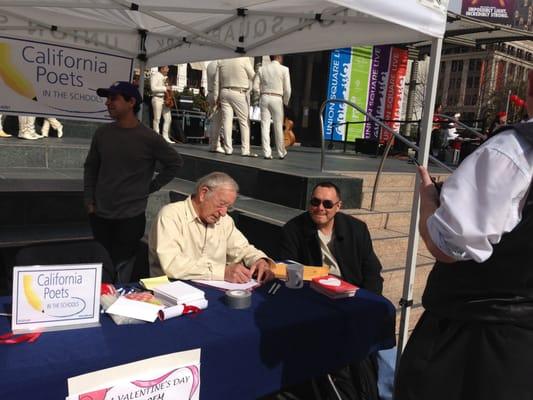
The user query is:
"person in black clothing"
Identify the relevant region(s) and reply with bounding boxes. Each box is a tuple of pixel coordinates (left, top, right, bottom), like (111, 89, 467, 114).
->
(281, 182, 382, 293)
(84, 81, 182, 283)
(279, 182, 384, 400)
(395, 71, 533, 400)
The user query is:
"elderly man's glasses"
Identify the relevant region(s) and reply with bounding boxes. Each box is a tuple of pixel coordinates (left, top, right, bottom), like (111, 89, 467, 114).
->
(309, 197, 339, 209)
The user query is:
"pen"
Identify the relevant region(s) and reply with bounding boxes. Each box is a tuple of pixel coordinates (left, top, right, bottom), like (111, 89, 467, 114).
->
(272, 283, 281, 295)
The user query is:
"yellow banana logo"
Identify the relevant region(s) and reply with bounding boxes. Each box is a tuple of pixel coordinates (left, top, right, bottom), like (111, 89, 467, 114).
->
(23, 275, 43, 313)
(0, 42, 37, 101)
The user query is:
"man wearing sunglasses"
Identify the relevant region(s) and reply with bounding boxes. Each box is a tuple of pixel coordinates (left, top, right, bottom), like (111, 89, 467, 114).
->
(279, 182, 384, 400)
(281, 182, 383, 294)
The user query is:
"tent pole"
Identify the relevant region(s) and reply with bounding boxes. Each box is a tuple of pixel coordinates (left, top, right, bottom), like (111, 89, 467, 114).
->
(396, 37, 443, 364)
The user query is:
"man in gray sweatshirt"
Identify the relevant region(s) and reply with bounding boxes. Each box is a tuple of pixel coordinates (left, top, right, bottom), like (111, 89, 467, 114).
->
(84, 81, 182, 283)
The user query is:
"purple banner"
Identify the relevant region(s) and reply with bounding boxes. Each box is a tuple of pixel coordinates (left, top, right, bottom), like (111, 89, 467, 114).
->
(364, 46, 391, 140)
(364, 45, 390, 140)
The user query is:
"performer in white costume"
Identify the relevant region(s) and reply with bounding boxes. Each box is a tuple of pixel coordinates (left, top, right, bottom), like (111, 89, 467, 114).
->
(150, 65, 173, 143)
(206, 60, 224, 153)
(18, 116, 42, 140)
(254, 55, 291, 159)
(214, 57, 256, 156)
(41, 118, 63, 138)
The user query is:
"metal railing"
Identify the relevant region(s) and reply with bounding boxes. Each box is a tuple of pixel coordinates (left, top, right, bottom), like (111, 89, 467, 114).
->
(434, 113, 487, 141)
(319, 99, 454, 211)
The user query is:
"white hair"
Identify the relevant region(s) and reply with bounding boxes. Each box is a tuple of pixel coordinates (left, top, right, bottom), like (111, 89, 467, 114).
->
(195, 172, 239, 195)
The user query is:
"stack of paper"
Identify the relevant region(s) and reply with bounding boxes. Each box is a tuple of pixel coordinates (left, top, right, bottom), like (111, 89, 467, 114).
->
(139, 276, 170, 290)
(153, 281, 206, 306)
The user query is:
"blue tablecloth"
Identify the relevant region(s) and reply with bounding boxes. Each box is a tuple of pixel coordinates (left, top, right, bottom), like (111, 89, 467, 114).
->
(0, 282, 395, 399)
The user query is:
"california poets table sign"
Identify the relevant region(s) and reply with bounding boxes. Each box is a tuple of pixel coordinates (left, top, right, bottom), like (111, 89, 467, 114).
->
(12, 264, 102, 333)
(67, 349, 201, 400)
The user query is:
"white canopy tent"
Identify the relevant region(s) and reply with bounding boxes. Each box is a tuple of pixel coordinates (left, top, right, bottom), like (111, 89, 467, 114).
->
(0, 0, 447, 65)
(0, 0, 449, 353)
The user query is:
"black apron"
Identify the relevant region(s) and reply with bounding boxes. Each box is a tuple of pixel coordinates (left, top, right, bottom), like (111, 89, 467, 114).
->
(396, 123, 533, 400)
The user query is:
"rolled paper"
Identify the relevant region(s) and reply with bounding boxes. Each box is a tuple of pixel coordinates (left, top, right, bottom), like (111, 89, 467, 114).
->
(158, 298, 208, 321)
(225, 289, 252, 309)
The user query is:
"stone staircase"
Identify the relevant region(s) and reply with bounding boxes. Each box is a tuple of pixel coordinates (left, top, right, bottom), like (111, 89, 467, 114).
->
(342, 170, 450, 333)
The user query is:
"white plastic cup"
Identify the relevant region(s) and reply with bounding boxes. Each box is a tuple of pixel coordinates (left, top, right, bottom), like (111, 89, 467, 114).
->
(285, 263, 304, 289)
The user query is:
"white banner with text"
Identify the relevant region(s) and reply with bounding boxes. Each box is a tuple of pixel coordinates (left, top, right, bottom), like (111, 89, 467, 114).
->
(0, 35, 133, 122)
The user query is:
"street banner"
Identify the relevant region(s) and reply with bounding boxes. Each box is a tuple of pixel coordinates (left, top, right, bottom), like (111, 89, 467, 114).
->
(0, 35, 133, 122)
(380, 47, 408, 143)
(461, 0, 517, 25)
(365, 45, 391, 140)
(325, 46, 408, 142)
(324, 48, 352, 141)
(346, 46, 372, 141)
(380, 47, 409, 143)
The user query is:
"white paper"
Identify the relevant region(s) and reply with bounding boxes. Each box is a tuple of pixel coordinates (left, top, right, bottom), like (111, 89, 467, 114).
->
(106, 296, 164, 323)
(193, 279, 258, 291)
(153, 281, 206, 304)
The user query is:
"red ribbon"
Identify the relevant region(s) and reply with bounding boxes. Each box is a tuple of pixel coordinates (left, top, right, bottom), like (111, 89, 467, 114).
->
(182, 305, 201, 315)
(0, 332, 41, 344)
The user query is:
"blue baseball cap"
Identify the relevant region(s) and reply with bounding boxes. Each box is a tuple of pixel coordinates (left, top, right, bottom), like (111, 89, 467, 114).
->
(96, 81, 142, 106)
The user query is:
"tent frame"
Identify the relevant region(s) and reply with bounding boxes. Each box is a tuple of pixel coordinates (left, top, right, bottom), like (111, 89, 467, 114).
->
(0, 0, 449, 365)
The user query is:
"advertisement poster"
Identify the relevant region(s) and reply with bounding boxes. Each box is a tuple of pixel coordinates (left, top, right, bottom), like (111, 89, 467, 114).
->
(0, 35, 133, 122)
(346, 46, 372, 141)
(12, 264, 102, 333)
(461, 0, 517, 25)
(68, 349, 201, 400)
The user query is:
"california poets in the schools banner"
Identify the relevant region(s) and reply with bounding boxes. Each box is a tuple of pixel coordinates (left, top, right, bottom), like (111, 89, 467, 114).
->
(462, 0, 517, 25)
(0, 35, 133, 121)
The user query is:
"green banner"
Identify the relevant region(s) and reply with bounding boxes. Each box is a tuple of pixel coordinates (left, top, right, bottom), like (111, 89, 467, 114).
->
(346, 46, 372, 141)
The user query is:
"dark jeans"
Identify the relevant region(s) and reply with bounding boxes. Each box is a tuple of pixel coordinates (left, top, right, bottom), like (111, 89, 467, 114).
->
(89, 213, 145, 283)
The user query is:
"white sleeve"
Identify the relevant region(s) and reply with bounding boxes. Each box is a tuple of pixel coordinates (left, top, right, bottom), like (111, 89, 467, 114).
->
(427, 141, 531, 263)
(283, 67, 291, 106)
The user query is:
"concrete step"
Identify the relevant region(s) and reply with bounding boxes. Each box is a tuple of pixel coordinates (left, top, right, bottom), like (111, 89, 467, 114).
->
(346, 208, 412, 229)
(343, 170, 450, 189)
(370, 228, 432, 262)
(342, 171, 417, 190)
(361, 189, 415, 209)
(382, 262, 433, 309)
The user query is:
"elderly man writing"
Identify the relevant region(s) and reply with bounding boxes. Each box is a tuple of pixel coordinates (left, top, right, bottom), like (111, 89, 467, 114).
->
(149, 172, 274, 283)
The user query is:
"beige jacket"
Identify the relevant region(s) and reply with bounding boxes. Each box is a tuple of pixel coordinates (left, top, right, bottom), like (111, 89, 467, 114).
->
(149, 196, 270, 280)
(253, 60, 291, 106)
(206, 60, 218, 94)
(213, 57, 255, 101)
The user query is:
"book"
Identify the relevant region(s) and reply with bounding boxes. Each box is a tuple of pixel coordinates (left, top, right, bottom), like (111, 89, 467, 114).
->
(152, 281, 206, 306)
(310, 275, 358, 299)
